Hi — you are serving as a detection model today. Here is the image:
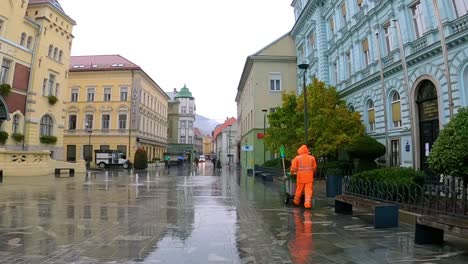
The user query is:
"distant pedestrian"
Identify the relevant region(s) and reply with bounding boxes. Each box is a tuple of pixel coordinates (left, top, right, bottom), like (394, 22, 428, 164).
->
(290, 145, 317, 209)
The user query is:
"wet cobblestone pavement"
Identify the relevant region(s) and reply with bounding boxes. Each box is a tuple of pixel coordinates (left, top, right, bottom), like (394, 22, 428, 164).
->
(0, 163, 467, 263)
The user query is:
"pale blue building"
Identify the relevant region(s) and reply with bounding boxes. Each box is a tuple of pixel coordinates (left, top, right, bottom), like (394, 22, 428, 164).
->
(290, 0, 468, 170)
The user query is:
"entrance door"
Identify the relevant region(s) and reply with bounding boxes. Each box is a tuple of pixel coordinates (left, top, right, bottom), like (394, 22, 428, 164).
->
(67, 145, 76, 162)
(416, 80, 439, 172)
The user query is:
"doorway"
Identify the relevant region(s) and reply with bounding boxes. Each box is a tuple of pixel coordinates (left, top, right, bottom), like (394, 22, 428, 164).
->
(416, 80, 439, 172)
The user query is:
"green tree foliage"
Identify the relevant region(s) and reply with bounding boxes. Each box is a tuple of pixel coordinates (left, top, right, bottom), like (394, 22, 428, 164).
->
(265, 78, 364, 159)
(345, 134, 386, 171)
(133, 147, 148, 169)
(429, 107, 468, 180)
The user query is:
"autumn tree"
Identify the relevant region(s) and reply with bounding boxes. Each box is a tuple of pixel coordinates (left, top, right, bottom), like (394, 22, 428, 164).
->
(265, 78, 364, 159)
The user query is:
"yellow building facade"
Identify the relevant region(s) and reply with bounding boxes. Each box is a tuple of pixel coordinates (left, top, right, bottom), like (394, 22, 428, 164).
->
(0, 0, 75, 160)
(64, 55, 169, 164)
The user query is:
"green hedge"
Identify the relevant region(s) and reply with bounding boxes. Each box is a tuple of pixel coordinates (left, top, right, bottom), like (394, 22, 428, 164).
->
(262, 158, 291, 169)
(352, 167, 425, 185)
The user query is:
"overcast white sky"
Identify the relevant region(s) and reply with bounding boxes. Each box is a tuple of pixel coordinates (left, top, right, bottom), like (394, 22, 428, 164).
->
(59, 0, 295, 122)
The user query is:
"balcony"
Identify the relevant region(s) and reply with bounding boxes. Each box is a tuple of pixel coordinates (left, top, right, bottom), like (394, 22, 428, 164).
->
(411, 37, 427, 53)
(451, 15, 468, 33)
(355, 9, 364, 21)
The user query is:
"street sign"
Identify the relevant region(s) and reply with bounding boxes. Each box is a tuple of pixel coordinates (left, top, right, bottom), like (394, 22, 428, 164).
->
(241, 145, 254, 152)
(280, 145, 285, 158)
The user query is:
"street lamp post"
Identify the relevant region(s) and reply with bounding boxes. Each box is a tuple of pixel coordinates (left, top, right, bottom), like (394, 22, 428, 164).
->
(86, 121, 92, 168)
(298, 63, 309, 145)
(228, 124, 232, 167)
(262, 109, 268, 164)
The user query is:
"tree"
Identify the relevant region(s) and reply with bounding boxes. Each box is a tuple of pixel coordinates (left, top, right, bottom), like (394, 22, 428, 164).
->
(428, 107, 468, 181)
(345, 134, 386, 171)
(133, 147, 148, 169)
(265, 78, 364, 159)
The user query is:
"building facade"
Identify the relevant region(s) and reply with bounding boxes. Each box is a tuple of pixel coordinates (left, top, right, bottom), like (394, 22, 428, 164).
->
(235, 33, 297, 169)
(0, 0, 75, 160)
(213, 117, 237, 165)
(64, 55, 169, 163)
(291, 0, 468, 170)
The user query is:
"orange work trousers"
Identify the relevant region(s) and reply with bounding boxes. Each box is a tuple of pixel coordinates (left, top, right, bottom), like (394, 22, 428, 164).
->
(294, 182, 313, 208)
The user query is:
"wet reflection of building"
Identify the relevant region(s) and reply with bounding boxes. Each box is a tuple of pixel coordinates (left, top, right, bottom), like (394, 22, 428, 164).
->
(165, 178, 195, 241)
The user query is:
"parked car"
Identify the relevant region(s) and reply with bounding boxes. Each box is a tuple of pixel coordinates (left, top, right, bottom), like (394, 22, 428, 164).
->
(199, 155, 206, 162)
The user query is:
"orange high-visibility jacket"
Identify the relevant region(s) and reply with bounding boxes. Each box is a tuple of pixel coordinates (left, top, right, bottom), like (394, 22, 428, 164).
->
(290, 145, 317, 184)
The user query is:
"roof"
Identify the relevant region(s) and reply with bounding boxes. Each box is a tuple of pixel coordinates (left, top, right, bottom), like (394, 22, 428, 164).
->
(194, 127, 203, 137)
(174, 84, 194, 99)
(70, 55, 141, 72)
(213, 118, 236, 140)
(28, 0, 76, 25)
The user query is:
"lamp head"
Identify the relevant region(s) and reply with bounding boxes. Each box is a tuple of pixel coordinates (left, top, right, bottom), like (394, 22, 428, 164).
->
(298, 63, 309, 70)
(262, 109, 268, 113)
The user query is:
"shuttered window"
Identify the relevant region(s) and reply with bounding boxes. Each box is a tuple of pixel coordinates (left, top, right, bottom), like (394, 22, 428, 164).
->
(391, 92, 402, 128)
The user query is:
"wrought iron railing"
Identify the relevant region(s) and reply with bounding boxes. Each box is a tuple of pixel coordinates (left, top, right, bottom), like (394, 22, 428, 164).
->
(343, 175, 467, 218)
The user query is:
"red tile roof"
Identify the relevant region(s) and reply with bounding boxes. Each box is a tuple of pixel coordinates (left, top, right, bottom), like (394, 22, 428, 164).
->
(70, 55, 141, 72)
(213, 117, 236, 140)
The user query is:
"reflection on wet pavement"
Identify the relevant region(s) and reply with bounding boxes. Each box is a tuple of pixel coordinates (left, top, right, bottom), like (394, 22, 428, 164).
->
(0, 163, 466, 263)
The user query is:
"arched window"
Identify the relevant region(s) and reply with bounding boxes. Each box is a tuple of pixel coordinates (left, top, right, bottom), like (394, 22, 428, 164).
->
(58, 50, 63, 62)
(26, 36, 33, 49)
(12, 114, 20, 134)
(367, 99, 375, 132)
(53, 47, 58, 60)
(20, 32, 26, 46)
(348, 105, 355, 112)
(48, 45, 53, 57)
(390, 91, 402, 128)
(40, 115, 53, 136)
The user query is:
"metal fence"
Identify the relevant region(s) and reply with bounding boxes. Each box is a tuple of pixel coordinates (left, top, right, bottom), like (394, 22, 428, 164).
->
(343, 175, 468, 218)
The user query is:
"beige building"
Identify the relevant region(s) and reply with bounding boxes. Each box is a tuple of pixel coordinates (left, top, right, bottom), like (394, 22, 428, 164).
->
(0, 0, 75, 159)
(64, 55, 169, 164)
(235, 33, 297, 168)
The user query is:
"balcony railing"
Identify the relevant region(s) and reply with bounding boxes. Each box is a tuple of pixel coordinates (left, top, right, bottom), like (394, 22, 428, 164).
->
(451, 15, 468, 33)
(411, 36, 427, 53)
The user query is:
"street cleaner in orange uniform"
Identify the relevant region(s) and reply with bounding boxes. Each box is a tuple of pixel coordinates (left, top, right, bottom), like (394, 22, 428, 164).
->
(290, 145, 317, 208)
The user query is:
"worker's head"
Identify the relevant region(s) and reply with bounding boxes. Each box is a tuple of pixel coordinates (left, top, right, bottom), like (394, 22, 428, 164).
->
(297, 145, 309, 155)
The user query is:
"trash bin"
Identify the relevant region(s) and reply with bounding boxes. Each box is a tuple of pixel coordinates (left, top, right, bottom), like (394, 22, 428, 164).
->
(326, 174, 343, 197)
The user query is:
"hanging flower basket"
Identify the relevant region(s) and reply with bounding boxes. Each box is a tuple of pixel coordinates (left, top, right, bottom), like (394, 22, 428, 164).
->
(0, 84, 11, 97)
(48, 95, 58, 105)
(11, 133, 24, 142)
(0, 131, 9, 145)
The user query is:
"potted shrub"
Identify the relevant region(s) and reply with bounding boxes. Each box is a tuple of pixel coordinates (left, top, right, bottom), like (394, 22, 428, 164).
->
(345, 134, 386, 172)
(40, 135, 57, 145)
(133, 147, 148, 170)
(11, 133, 24, 143)
(0, 83, 11, 97)
(48, 95, 58, 105)
(429, 107, 468, 189)
(0, 131, 8, 145)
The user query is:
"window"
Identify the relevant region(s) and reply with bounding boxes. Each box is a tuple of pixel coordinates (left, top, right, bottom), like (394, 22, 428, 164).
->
(182, 106, 186, 113)
(68, 114, 77, 130)
(53, 47, 58, 60)
(58, 50, 63, 62)
(341, 3, 347, 24)
(346, 51, 352, 77)
(55, 83, 60, 97)
(329, 16, 335, 36)
(180, 135, 186, 143)
(0, 19, 4, 35)
(12, 114, 20, 134)
(20, 33, 26, 46)
(362, 38, 370, 67)
(189, 107, 193, 113)
(117, 145, 127, 156)
(71, 88, 78, 102)
(367, 100, 375, 132)
(391, 91, 402, 128)
(349, 105, 355, 112)
(188, 136, 193, 144)
(102, 114, 110, 130)
(104, 87, 111, 101)
(87, 88, 95, 102)
(40, 115, 53, 136)
(453, 0, 468, 17)
(83, 145, 92, 162)
(390, 139, 401, 167)
(42, 78, 47, 96)
(85, 114, 93, 129)
(48, 45, 53, 57)
(269, 73, 281, 91)
(120, 87, 128, 101)
(309, 32, 316, 50)
(383, 22, 393, 55)
(180, 120, 186, 128)
(0, 59, 11, 84)
(27, 36, 33, 49)
(333, 62, 338, 84)
(118, 114, 127, 129)
(188, 121, 193, 129)
(48, 74, 55, 95)
(357, 0, 364, 10)
(411, 1, 426, 38)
